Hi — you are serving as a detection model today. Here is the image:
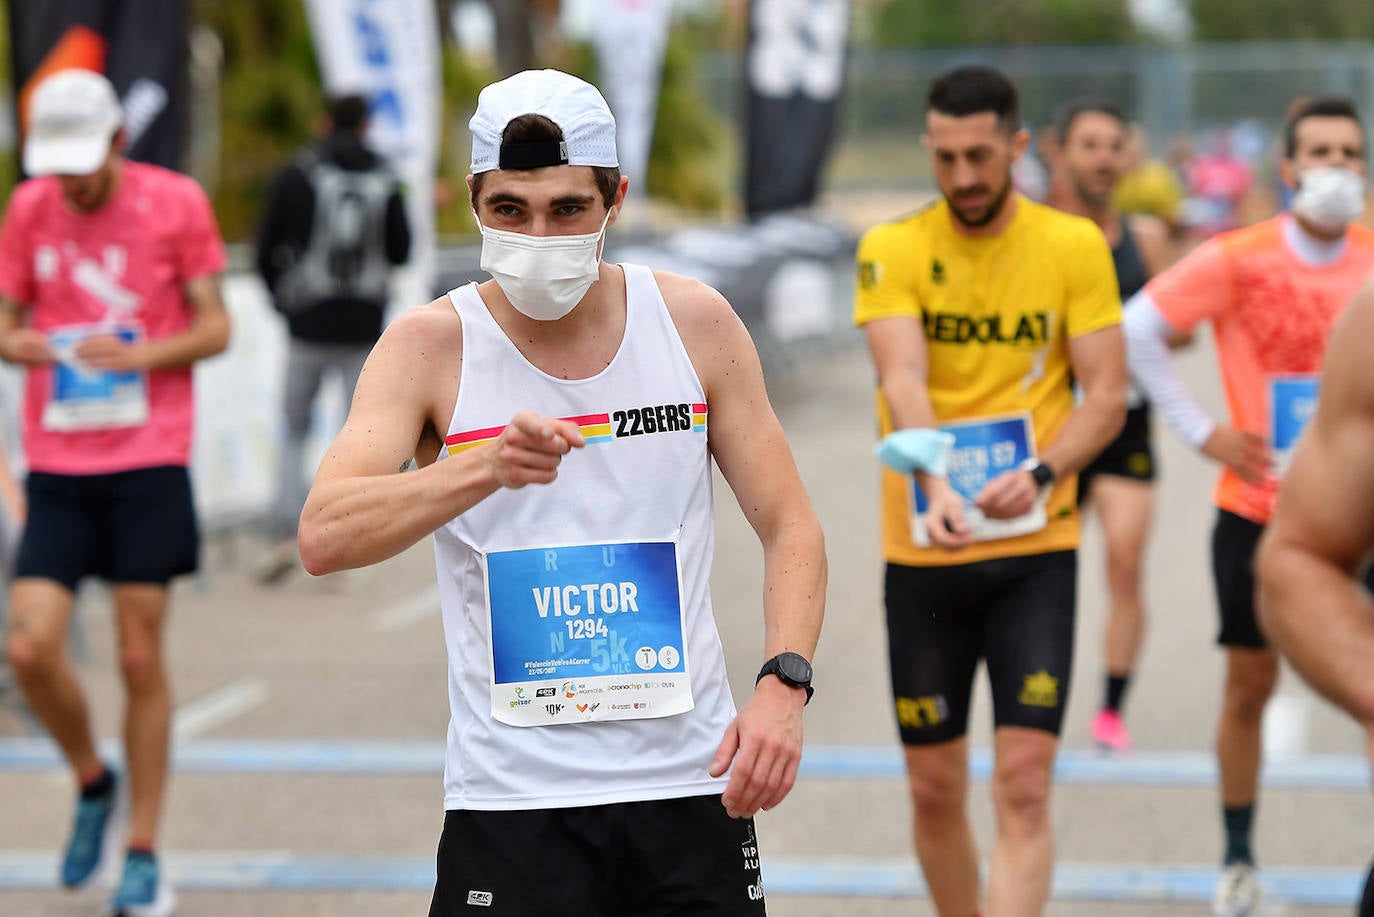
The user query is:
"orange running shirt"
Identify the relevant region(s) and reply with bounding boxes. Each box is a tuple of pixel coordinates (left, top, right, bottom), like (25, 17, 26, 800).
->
(1146, 215, 1374, 524)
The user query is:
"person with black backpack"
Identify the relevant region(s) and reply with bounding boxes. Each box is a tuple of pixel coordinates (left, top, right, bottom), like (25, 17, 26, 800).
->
(255, 94, 411, 582)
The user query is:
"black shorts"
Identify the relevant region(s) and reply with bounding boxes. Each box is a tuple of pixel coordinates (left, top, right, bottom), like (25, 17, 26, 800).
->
(429, 796, 766, 916)
(1078, 405, 1155, 505)
(885, 550, 1077, 745)
(16, 466, 200, 592)
(1211, 508, 1374, 648)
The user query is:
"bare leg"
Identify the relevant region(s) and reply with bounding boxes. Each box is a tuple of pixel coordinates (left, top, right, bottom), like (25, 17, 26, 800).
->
(5, 578, 102, 783)
(114, 584, 172, 849)
(1092, 477, 1154, 683)
(1217, 647, 1278, 808)
(905, 738, 981, 916)
(986, 726, 1059, 917)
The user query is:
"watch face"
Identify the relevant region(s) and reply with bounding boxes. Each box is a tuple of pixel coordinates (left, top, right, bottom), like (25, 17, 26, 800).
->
(777, 652, 813, 685)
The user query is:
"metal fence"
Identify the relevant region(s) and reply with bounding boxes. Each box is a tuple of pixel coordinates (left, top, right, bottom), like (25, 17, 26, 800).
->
(700, 41, 1374, 191)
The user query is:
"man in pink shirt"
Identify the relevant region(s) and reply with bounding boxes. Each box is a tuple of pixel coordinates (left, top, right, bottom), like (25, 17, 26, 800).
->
(0, 69, 229, 917)
(1126, 96, 1374, 916)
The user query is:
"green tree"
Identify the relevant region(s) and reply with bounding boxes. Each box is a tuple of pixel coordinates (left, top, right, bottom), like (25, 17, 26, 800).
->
(1189, 0, 1374, 40)
(867, 0, 1137, 46)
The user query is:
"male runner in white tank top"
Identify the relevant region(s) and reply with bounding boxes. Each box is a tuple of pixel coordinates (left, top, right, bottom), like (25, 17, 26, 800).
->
(298, 69, 826, 916)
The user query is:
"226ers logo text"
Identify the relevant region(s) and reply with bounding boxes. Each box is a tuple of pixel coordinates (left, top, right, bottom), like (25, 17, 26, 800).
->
(612, 403, 693, 437)
(446, 402, 706, 456)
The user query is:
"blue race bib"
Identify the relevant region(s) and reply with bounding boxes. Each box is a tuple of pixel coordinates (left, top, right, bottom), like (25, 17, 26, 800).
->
(485, 539, 694, 726)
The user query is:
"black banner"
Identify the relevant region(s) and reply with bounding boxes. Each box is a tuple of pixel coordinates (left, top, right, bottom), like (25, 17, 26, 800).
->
(743, 0, 850, 220)
(9, 0, 189, 174)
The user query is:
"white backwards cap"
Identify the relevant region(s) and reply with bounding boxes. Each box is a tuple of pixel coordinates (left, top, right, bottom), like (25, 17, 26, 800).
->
(469, 69, 618, 174)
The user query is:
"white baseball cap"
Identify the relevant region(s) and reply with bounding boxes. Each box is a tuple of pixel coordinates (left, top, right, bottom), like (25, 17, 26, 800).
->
(24, 69, 123, 177)
(469, 69, 618, 174)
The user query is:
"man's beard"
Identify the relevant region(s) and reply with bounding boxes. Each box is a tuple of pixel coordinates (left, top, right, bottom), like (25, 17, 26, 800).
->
(947, 177, 1012, 229)
(1072, 173, 1114, 210)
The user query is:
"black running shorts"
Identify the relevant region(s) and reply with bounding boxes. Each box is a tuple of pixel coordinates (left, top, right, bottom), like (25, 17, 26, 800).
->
(428, 796, 767, 916)
(16, 466, 200, 591)
(1211, 507, 1374, 648)
(1078, 405, 1155, 505)
(885, 550, 1077, 745)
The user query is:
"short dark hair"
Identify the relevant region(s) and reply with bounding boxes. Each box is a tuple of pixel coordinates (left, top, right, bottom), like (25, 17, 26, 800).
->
(1052, 99, 1127, 145)
(1284, 95, 1362, 159)
(470, 113, 621, 209)
(926, 65, 1020, 134)
(329, 94, 368, 133)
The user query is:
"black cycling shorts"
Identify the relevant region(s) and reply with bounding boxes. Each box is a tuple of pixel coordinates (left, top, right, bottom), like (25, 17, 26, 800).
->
(885, 550, 1077, 745)
(16, 466, 200, 591)
(1079, 405, 1155, 505)
(429, 796, 767, 916)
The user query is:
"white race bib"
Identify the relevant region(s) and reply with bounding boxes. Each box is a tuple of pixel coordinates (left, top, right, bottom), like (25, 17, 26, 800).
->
(484, 538, 694, 727)
(42, 322, 148, 432)
(911, 412, 1047, 547)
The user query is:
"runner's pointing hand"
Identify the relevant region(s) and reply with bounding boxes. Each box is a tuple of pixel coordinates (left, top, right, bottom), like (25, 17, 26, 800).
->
(489, 409, 586, 489)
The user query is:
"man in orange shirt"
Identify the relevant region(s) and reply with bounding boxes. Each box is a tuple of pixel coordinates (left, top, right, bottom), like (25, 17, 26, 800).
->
(1125, 95, 1374, 917)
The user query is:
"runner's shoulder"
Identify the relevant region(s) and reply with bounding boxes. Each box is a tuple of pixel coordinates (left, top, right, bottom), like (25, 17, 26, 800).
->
(652, 268, 737, 328)
(1020, 198, 1110, 250)
(5, 174, 58, 216)
(1346, 222, 1374, 251)
(859, 199, 944, 254)
(1211, 214, 1285, 256)
(125, 160, 211, 202)
(378, 294, 463, 356)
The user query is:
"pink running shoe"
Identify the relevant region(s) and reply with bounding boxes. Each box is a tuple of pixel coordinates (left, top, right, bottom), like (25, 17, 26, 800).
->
(1091, 708, 1132, 753)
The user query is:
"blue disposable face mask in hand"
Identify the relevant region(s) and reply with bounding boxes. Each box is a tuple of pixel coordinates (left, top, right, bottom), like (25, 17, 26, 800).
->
(875, 429, 956, 477)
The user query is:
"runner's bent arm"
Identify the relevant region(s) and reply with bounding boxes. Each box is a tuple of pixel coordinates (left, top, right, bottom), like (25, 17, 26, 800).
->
(1257, 284, 1374, 723)
(0, 295, 55, 365)
(864, 316, 937, 430)
(1125, 291, 1269, 482)
(1040, 323, 1128, 478)
(662, 273, 826, 819)
(863, 314, 971, 547)
(298, 301, 585, 574)
(71, 273, 231, 371)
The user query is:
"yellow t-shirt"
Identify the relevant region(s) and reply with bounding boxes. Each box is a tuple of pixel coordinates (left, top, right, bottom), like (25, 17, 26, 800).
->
(854, 196, 1122, 567)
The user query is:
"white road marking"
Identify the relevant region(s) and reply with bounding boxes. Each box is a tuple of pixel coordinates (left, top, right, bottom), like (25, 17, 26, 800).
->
(172, 679, 268, 739)
(371, 586, 441, 633)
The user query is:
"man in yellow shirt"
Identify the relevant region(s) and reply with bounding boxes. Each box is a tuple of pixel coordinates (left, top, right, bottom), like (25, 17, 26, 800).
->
(855, 65, 1127, 916)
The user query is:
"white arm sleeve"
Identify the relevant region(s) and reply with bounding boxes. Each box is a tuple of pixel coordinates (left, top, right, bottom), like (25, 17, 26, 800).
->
(1124, 290, 1216, 449)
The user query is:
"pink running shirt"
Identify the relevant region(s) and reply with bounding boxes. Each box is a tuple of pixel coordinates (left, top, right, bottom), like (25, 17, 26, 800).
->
(0, 161, 227, 474)
(1146, 215, 1374, 524)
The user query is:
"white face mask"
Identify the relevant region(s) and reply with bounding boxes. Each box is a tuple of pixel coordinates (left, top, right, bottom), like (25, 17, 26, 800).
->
(1292, 166, 1367, 233)
(476, 209, 612, 321)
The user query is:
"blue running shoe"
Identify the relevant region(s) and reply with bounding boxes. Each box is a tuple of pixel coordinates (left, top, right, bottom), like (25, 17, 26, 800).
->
(110, 850, 176, 917)
(60, 768, 120, 889)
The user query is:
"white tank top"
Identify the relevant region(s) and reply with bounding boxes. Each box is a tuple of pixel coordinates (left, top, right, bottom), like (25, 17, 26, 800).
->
(433, 264, 735, 810)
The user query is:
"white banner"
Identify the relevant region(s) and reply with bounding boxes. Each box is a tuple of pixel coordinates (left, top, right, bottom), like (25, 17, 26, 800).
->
(302, 0, 440, 316)
(591, 0, 672, 216)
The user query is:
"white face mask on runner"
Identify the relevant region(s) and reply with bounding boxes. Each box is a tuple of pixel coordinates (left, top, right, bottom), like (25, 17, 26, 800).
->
(1292, 166, 1367, 234)
(476, 209, 612, 321)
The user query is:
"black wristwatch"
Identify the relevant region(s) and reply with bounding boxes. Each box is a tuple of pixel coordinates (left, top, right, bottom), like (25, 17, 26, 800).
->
(1028, 461, 1055, 489)
(756, 652, 814, 704)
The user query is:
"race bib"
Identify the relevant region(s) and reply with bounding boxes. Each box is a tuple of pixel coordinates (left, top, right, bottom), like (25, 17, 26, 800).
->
(485, 539, 693, 727)
(1270, 375, 1319, 476)
(42, 323, 149, 432)
(911, 412, 1047, 547)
